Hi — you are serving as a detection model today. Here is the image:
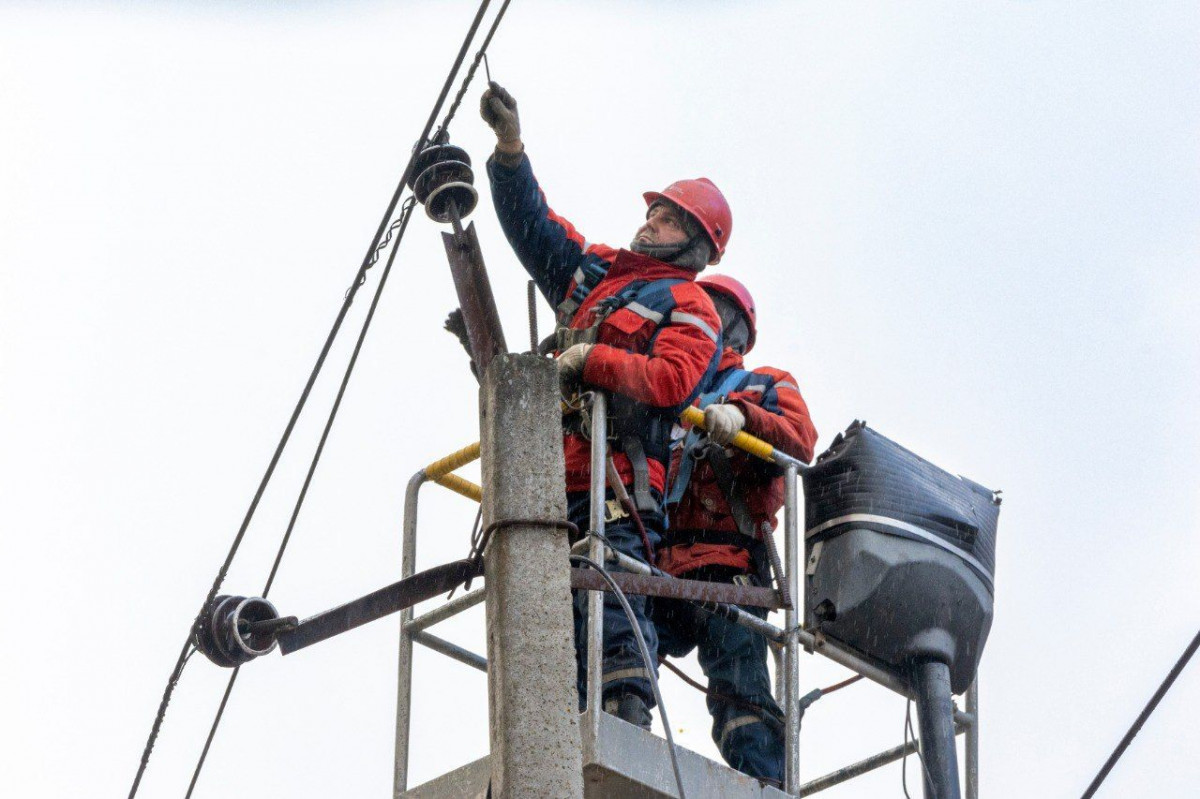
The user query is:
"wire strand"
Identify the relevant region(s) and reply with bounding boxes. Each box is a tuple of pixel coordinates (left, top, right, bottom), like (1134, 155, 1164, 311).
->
(182, 198, 417, 797)
(437, 0, 514, 136)
(1081, 627, 1200, 799)
(185, 667, 240, 799)
(657, 656, 784, 725)
(263, 198, 416, 598)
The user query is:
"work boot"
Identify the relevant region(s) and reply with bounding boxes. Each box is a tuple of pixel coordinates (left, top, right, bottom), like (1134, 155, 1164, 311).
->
(603, 693, 652, 730)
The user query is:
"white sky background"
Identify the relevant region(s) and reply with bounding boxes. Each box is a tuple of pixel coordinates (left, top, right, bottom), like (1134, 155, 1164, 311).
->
(2, 1, 1198, 796)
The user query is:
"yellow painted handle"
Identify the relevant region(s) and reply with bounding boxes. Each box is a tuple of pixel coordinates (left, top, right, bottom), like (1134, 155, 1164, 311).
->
(680, 405, 777, 463)
(423, 442, 481, 480)
(432, 472, 483, 503)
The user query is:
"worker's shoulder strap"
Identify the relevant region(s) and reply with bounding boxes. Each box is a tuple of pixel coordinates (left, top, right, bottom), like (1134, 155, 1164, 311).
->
(555, 260, 610, 324)
(666, 368, 752, 507)
(703, 367, 754, 408)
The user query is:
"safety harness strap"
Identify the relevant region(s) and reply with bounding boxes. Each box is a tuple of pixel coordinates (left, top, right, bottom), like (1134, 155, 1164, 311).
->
(553, 279, 653, 352)
(621, 435, 659, 514)
(666, 368, 748, 506)
(555, 260, 609, 324)
(666, 528, 760, 551)
(705, 445, 758, 541)
(555, 275, 692, 517)
(701, 443, 771, 581)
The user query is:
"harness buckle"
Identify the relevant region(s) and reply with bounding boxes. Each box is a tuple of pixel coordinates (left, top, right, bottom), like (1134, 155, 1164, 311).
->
(604, 499, 630, 523)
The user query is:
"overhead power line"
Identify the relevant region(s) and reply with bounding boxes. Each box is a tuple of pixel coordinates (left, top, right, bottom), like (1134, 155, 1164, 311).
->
(127, 0, 511, 794)
(1080, 627, 1200, 799)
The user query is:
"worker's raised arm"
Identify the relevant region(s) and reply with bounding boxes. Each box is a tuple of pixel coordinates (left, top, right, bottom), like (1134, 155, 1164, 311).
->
(582, 281, 722, 410)
(482, 82, 615, 307)
(728, 367, 817, 463)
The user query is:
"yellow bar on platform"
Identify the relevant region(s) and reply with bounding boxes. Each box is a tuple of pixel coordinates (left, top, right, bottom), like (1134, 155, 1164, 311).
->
(432, 473, 483, 503)
(424, 442, 481, 480)
(679, 405, 777, 463)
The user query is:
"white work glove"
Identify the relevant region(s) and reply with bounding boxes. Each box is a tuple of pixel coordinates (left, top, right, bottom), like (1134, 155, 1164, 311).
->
(704, 403, 745, 445)
(480, 82, 521, 147)
(556, 343, 593, 391)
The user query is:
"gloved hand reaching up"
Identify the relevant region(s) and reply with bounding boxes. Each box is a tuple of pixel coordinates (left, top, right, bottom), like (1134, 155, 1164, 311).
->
(704, 403, 745, 445)
(480, 82, 522, 155)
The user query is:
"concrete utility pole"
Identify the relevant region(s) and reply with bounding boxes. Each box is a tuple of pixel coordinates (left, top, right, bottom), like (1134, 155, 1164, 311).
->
(479, 354, 584, 799)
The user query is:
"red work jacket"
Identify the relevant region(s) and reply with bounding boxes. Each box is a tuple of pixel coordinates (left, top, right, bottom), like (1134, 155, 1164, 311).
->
(659, 348, 818, 576)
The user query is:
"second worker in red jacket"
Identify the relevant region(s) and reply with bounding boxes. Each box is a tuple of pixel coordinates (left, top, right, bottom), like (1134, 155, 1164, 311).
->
(657, 274, 818, 787)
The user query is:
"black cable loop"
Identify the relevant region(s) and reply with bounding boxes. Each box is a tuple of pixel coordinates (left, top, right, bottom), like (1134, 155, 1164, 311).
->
(128, 0, 497, 793)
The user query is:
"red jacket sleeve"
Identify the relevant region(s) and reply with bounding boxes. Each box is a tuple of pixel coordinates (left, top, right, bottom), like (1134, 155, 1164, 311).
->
(729, 367, 818, 463)
(581, 282, 721, 409)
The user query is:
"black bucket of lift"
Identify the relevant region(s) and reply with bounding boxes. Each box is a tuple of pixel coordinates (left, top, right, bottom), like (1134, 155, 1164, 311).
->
(802, 421, 1000, 696)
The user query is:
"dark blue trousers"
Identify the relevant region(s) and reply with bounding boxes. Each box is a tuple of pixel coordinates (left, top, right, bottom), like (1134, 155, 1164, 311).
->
(568, 490, 662, 710)
(654, 576, 784, 784)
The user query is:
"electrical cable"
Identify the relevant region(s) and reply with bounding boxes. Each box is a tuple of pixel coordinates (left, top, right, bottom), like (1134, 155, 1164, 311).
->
(658, 658, 864, 724)
(571, 555, 688, 799)
(902, 699, 915, 799)
(1080, 627, 1200, 799)
(127, 1, 499, 793)
(656, 657, 783, 726)
(436, 0, 514, 138)
(262, 197, 417, 599)
(822, 674, 865, 695)
(181, 198, 418, 798)
(902, 697, 933, 799)
(185, 667, 240, 799)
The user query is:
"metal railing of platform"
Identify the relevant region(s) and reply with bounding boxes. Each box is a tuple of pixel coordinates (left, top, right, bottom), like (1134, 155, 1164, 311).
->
(392, 392, 980, 798)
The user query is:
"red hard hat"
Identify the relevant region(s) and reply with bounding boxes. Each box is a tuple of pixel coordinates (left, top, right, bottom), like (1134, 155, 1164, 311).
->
(698, 273, 757, 352)
(643, 178, 732, 263)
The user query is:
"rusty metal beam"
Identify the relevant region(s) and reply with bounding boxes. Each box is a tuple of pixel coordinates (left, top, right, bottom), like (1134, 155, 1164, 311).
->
(442, 219, 507, 376)
(569, 568, 782, 610)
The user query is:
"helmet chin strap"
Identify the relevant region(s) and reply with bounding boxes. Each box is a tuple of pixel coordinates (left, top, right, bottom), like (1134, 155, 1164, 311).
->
(629, 234, 711, 271)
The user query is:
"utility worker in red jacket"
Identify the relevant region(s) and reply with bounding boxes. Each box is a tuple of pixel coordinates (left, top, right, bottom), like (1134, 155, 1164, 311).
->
(481, 83, 725, 728)
(657, 274, 817, 786)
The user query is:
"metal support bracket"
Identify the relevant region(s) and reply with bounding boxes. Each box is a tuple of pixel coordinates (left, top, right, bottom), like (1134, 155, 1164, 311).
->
(442, 217, 507, 376)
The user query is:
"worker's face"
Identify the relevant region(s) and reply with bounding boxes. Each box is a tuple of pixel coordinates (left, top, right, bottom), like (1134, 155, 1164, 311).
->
(634, 202, 691, 248)
(711, 293, 751, 355)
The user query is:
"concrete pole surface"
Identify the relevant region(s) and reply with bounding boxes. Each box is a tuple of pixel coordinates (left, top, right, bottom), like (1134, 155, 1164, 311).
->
(480, 354, 583, 799)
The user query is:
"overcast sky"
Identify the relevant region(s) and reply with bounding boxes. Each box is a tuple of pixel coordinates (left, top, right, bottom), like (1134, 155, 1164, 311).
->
(2, 2, 1198, 797)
